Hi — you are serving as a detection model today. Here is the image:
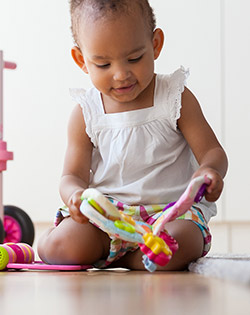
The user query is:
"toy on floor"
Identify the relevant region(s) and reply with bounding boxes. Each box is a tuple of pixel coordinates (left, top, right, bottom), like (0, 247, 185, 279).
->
(0, 242, 91, 271)
(80, 175, 210, 272)
(0, 243, 34, 270)
(0, 50, 34, 245)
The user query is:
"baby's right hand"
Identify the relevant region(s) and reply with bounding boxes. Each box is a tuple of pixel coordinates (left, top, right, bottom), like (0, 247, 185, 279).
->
(68, 190, 89, 224)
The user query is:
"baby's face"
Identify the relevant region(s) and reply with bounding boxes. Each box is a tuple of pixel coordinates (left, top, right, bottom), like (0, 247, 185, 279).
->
(77, 8, 159, 108)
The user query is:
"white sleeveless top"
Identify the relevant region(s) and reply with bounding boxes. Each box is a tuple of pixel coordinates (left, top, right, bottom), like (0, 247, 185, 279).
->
(70, 67, 216, 222)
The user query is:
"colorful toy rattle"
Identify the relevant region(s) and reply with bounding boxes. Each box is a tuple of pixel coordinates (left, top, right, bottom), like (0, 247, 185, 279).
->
(80, 175, 211, 272)
(0, 243, 35, 270)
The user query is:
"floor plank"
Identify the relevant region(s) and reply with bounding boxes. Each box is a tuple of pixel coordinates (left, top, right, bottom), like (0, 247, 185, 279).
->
(1, 269, 250, 315)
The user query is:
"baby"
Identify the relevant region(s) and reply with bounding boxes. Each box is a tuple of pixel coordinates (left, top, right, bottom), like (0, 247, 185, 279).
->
(38, 0, 228, 270)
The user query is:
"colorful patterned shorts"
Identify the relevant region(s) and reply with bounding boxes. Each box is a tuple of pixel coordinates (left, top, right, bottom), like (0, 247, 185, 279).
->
(55, 200, 212, 269)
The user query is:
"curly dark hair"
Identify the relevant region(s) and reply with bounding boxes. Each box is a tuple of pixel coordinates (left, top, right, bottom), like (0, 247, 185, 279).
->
(69, 0, 156, 46)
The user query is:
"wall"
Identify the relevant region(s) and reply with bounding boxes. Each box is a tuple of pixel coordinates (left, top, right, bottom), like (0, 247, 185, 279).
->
(0, 1, 249, 226)
(0, 1, 91, 221)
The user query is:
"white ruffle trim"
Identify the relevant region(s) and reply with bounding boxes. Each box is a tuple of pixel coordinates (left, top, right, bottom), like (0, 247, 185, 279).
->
(69, 88, 95, 145)
(168, 66, 190, 130)
(69, 88, 86, 104)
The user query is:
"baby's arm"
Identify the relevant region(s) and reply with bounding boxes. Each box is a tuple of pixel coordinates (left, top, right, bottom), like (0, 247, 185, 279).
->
(178, 87, 228, 202)
(59, 104, 93, 223)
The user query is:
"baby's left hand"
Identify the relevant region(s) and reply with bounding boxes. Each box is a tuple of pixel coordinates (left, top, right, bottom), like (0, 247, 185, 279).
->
(192, 167, 224, 202)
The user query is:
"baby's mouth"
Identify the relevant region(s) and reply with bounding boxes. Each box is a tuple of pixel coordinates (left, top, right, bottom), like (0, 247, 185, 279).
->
(113, 83, 136, 94)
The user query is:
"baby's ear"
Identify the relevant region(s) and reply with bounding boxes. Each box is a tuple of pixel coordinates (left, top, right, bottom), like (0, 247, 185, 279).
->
(71, 46, 88, 74)
(152, 28, 164, 60)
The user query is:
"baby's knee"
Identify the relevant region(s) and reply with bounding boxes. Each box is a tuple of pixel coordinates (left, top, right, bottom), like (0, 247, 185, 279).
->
(37, 221, 110, 265)
(163, 220, 204, 270)
(37, 227, 77, 264)
(37, 227, 64, 264)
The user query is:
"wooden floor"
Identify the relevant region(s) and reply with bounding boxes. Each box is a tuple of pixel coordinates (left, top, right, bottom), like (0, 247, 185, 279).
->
(1, 223, 250, 315)
(1, 268, 250, 315)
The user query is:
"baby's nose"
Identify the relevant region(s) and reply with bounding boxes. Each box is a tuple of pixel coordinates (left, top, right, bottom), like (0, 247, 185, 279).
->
(113, 66, 131, 81)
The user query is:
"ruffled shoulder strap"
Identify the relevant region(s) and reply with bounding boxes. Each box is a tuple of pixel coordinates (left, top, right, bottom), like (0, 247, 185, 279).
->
(168, 66, 189, 130)
(69, 88, 96, 145)
(156, 66, 189, 131)
(69, 87, 87, 102)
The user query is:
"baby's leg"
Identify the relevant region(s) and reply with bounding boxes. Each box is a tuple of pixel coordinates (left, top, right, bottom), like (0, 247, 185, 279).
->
(109, 219, 204, 271)
(37, 217, 110, 265)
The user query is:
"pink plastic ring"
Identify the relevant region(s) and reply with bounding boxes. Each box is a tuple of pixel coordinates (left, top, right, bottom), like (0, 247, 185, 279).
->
(6, 243, 25, 263)
(17, 243, 34, 263)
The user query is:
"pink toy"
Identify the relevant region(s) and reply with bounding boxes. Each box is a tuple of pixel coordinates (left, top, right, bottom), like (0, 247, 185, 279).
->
(80, 175, 209, 272)
(0, 51, 34, 245)
(139, 231, 178, 269)
(0, 53, 16, 172)
(0, 242, 91, 271)
(6, 262, 91, 271)
(152, 175, 211, 236)
(0, 51, 14, 224)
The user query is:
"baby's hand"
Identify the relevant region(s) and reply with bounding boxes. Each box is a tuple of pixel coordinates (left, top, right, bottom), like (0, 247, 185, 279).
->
(193, 168, 224, 202)
(68, 190, 89, 224)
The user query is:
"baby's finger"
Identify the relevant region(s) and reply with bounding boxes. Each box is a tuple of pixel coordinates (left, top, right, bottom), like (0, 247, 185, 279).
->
(205, 179, 223, 201)
(69, 206, 89, 224)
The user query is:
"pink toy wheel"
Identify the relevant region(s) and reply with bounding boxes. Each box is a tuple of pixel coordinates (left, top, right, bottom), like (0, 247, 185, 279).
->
(4, 206, 35, 245)
(4, 215, 22, 243)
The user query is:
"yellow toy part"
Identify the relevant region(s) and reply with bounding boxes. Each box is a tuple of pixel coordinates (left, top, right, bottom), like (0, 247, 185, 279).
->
(114, 220, 136, 234)
(143, 233, 172, 256)
(120, 212, 136, 226)
(120, 212, 149, 235)
(87, 198, 105, 215)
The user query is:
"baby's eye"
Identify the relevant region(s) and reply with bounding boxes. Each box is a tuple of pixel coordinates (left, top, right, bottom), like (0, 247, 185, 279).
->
(96, 63, 110, 69)
(128, 55, 143, 63)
